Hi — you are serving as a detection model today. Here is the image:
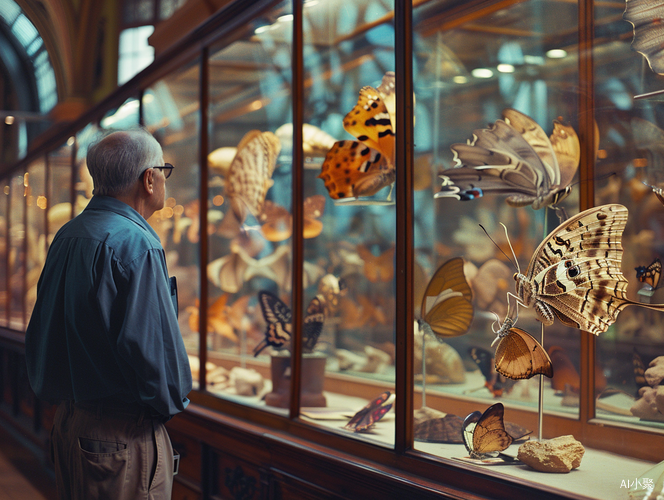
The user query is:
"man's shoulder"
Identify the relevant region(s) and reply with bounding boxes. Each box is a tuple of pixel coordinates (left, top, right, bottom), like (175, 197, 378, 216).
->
(57, 209, 162, 260)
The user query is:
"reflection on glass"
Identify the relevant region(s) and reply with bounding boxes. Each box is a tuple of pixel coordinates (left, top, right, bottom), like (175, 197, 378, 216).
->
(75, 125, 99, 216)
(412, 0, 581, 461)
(594, 2, 664, 431)
(205, 0, 292, 415)
(25, 159, 47, 319)
(100, 97, 141, 130)
(299, 0, 396, 446)
(48, 141, 75, 244)
(143, 59, 201, 397)
(9, 174, 26, 330)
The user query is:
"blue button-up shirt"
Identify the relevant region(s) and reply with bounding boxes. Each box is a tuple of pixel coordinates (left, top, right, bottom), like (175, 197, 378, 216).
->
(25, 196, 192, 418)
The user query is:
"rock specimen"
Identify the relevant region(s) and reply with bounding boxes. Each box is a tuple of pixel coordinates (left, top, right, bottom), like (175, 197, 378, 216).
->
(517, 435, 585, 473)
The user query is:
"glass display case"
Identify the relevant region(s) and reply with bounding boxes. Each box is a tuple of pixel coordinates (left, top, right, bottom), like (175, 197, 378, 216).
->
(2, 0, 664, 498)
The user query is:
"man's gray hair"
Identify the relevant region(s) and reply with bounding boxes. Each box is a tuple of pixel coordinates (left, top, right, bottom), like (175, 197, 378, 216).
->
(86, 128, 163, 197)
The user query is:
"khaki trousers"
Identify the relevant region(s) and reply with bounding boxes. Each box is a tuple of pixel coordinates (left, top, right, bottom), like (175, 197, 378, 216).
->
(51, 401, 174, 500)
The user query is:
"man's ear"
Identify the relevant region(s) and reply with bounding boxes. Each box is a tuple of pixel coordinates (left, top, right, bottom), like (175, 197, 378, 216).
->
(142, 168, 154, 194)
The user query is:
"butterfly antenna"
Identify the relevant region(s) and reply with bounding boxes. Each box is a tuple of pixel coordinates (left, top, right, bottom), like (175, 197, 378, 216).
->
(478, 224, 519, 273)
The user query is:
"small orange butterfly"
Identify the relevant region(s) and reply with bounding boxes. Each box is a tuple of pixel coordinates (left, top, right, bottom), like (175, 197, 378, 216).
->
(356, 244, 395, 283)
(318, 72, 396, 200)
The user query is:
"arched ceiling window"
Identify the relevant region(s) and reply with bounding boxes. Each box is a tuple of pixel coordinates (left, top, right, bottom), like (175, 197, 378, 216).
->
(0, 0, 57, 114)
(118, 0, 186, 84)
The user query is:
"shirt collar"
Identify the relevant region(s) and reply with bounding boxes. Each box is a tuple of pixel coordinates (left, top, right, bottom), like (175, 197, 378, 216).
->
(85, 196, 161, 243)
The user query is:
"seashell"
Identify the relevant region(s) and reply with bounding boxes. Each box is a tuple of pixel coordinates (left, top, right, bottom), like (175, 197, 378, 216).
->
(413, 326, 465, 383)
(208, 146, 238, 176)
(275, 123, 337, 157)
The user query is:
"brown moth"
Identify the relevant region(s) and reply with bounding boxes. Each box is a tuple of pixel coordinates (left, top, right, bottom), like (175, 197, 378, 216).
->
(511, 204, 664, 335)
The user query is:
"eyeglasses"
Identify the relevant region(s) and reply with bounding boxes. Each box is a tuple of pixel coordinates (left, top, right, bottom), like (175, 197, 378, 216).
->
(141, 163, 174, 180)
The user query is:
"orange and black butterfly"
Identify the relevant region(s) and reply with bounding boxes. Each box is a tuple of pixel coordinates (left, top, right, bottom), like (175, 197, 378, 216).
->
(462, 403, 513, 460)
(469, 347, 516, 397)
(491, 318, 553, 380)
(635, 258, 662, 290)
(253, 291, 325, 356)
(345, 391, 395, 432)
(418, 257, 474, 339)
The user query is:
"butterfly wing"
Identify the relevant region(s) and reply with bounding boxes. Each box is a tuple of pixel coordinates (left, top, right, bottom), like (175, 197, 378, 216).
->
(253, 291, 292, 356)
(636, 258, 662, 289)
(632, 118, 664, 191)
(357, 245, 395, 283)
(502, 108, 558, 185)
(462, 410, 482, 456)
(494, 327, 554, 380)
(519, 204, 664, 335)
(549, 120, 580, 189)
(303, 295, 326, 352)
(421, 257, 474, 338)
(227, 130, 281, 222)
(318, 140, 395, 199)
(345, 391, 393, 432)
(471, 403, 513, 458)
(624, 0, 664, 75)
(470, 347, 515, 397)
(343, 85, 395, 164)
(377, 72, 396, 132)
(469, 347, 494, 386)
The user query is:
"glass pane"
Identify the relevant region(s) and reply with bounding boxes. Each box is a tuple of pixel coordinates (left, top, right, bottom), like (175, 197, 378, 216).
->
(206, 1, 292, 415)
(412, 0, 581, 458)
(9, 173, 25, 330)
(299, 0, 396, 446)
(0, 181, 7, 327)
(100, 96, 141, 130)
(48, 139, 75, 244)
(25, 158, 47, 319)
(594, 1, 664, 432)
(75, 125, 99, 216)
(143, 58, 201, 398)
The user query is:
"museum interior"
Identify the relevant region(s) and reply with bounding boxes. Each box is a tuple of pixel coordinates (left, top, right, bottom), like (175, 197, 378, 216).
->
(1, 0, 664, 498)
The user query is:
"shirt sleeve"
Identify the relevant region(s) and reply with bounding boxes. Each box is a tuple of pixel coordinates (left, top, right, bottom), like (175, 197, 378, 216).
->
(112, 249, 193, 417)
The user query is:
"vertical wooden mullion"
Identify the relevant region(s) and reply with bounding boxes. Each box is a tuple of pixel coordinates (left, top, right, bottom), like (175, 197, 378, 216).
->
(394, 0, 414, 455)
(139, 89, 145, 126)
(578, 0, 596, 428)
(289, 0, 304, 420)
(199, 48, 210, 392)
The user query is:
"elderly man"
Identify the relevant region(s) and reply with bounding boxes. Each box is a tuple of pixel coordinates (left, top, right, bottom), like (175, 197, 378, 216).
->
(26, 128, 192, 500)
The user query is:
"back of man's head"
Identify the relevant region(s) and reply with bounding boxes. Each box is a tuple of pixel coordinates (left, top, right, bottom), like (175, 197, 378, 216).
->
(86, 128, 162, 197)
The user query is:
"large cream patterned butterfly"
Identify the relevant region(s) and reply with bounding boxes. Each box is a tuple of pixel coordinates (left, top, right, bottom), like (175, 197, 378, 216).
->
(318, 72, 396, 200)
(225, 130, 281, 223)
(624, 0, 664, 75)
(436, 109, 579, 212)
(511, 204, 664, 336)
